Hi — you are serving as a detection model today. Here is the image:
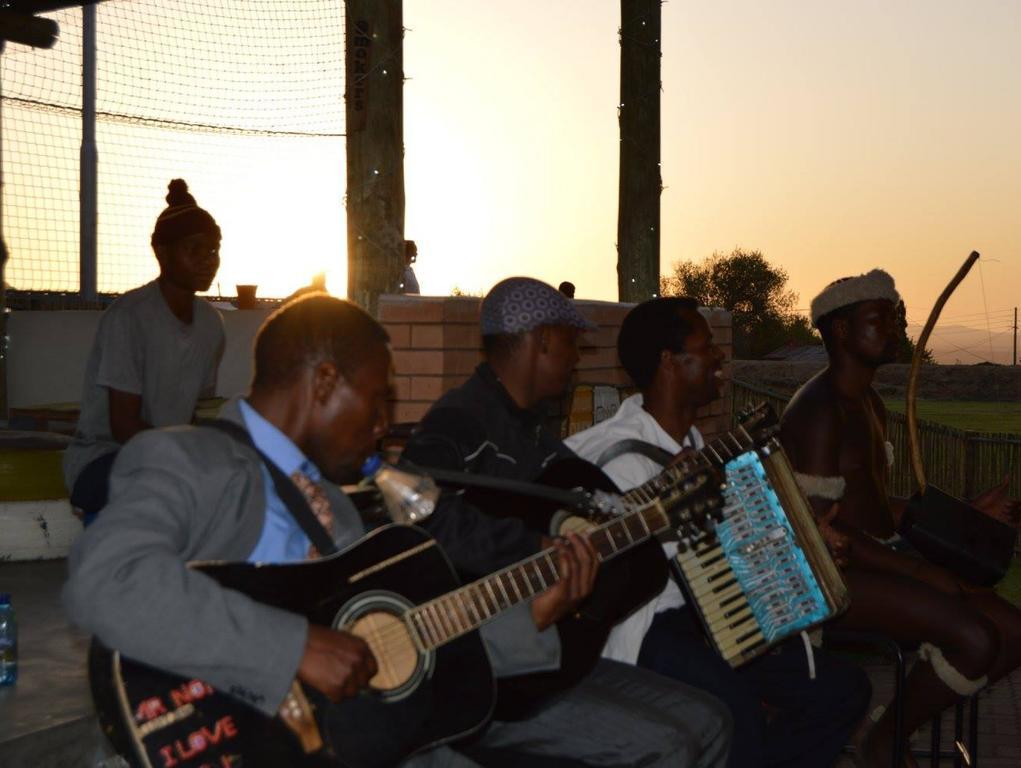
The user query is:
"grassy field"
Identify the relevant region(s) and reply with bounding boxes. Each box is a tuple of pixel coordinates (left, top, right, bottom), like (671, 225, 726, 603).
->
(997, 558, 1021, 607)
(883, 400, 1021, 433)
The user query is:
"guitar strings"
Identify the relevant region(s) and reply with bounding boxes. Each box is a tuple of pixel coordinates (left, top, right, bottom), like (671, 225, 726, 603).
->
(349, 421, 762, 655)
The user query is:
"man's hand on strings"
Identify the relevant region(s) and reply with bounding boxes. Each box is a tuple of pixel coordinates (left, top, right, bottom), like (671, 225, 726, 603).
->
(531, 533, 599, 631)
(971, 476, 1020, 528)
(297, 625, 378, 703)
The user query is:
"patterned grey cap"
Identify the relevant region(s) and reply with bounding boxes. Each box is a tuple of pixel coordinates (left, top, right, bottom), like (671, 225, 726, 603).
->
(481, 277, 597, 335)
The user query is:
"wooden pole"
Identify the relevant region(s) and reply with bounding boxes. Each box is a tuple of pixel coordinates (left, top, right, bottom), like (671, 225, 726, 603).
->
(616, 0, 661, 303)
(345, 0, 404, 315)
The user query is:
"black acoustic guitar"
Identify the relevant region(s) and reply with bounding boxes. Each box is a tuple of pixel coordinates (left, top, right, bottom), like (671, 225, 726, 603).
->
(90, 463, 720, 768)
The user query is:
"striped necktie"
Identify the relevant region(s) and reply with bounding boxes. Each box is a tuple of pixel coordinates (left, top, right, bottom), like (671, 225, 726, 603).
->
(290, 470, 335, 560)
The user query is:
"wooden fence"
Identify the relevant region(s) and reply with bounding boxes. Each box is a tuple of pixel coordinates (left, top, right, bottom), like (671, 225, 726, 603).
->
(732, 380, 1021, 501)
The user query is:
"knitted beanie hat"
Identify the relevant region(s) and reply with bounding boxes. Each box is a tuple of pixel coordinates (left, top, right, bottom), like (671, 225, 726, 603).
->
(150, 179, 220, 248)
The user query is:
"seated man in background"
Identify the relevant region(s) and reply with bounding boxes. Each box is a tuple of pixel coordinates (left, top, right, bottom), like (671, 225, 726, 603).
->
(64, 294, 611, 767)
(62, 179, 225, 524)
(781, 270, 1021, 767)
(566, 297, 871, 768)
(402, 277, 732, 768)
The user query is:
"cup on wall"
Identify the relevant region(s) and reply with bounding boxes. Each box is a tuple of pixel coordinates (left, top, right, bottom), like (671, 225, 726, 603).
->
(236, 284, 258, 310)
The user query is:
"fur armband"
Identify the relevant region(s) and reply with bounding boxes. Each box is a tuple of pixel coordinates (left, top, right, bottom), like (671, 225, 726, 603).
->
(794, 473, 846, 501)
(918, 643, 988, 696)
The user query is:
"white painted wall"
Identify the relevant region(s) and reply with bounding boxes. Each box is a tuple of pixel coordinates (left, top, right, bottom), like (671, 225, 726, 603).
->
(5, 308, 273, 409)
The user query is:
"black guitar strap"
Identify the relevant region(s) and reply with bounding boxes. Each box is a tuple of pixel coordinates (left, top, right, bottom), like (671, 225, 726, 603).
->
(201, 419, 338, 558)
(595, 439, 674, 469)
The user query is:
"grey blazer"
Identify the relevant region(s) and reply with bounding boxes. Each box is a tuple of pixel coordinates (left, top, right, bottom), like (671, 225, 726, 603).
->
(63, 400, 559, 716)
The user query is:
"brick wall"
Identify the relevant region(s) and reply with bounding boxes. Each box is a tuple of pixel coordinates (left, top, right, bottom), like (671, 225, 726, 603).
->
(378, 294, 733, 440)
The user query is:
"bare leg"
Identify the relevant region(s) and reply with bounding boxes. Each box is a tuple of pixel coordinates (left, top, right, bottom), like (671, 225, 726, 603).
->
(836, 567, 998, 768)
(964, 587, 1021, 683)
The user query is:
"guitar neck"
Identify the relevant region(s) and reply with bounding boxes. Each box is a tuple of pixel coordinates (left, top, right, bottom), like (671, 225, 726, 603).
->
(407, 424, 762, 653)
(408, 499, 672, 651)
(618, 424, 755, 510)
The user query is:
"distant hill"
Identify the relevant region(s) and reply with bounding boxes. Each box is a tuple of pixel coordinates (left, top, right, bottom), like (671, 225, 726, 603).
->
(907, 323, 1015, 366)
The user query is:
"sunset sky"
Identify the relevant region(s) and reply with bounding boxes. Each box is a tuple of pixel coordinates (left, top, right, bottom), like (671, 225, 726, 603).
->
(3, 1, 1018, 361)
(403, 0, 1020, 359)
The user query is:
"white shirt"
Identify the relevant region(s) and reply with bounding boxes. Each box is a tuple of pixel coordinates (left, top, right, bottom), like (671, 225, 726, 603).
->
(565, 393, 704, 665)
(63, 281, 225, 491)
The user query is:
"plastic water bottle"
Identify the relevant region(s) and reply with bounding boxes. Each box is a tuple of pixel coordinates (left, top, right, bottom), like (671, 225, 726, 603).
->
(361, 456, 440, 525)
(0, 593, 17, 686)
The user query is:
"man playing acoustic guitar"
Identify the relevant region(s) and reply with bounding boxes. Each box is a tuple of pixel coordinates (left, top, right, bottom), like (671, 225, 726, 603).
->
(780, 269, 1021, 767)
(64, 293, 726, 767)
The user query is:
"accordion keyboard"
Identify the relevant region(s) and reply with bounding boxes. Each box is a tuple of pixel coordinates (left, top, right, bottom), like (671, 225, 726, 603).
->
(674, 448, 842, 667)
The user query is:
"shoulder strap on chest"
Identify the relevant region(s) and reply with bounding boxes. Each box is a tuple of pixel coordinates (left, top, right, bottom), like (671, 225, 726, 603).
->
(595, 438, 675, 469)
(201, 419, 338, 557)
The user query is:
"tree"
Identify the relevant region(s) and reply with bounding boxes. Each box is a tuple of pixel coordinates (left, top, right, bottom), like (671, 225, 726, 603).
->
(895, 302, 934, 364)
(661, 248, 932, 361)
(660, 248, 816, 358)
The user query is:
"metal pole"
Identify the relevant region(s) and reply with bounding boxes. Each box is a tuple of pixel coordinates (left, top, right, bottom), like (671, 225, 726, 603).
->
(1013, 307, 1017, 366)
(1, 42, 7, 419)
(80, 1, 98, 301)
(1, 40, 5, 248)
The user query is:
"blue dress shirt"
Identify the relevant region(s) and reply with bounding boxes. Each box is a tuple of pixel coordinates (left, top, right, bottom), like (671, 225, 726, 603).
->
(240, 399, 325, 563)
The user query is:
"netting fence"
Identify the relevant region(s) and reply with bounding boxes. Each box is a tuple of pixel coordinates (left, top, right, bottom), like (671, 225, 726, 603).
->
(1, 0, 347, 301)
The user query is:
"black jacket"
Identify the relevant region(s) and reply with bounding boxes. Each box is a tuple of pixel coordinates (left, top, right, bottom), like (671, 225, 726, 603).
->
(401, 363, 574, 577)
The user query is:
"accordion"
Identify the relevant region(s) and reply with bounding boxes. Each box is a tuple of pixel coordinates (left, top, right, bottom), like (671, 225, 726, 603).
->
(674, 437, 850, 667)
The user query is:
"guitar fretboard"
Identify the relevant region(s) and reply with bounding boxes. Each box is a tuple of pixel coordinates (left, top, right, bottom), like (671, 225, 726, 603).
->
(407, 411, 769, 652)
(619, 424, 757, 510)
(408, 497, 675, 650)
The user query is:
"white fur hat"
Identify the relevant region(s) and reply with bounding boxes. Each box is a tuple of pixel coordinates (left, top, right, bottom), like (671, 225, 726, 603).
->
(810, 269, 901, 327)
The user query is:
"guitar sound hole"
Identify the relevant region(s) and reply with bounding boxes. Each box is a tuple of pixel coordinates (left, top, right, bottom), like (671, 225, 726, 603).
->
(334, 591, 433, 703)
(350, 611, 418, 693)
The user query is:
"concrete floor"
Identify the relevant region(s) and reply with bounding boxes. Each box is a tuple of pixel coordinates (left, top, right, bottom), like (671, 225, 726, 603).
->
(0, 559, 118, 767)
(2, 558, 1020, 767)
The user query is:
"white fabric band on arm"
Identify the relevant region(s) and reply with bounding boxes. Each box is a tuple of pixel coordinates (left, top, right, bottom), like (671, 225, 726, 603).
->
(794, 473, 846, 501)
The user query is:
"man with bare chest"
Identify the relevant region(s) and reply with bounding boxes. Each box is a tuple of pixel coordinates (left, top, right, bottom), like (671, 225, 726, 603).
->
(781, 269, 1021, 767)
